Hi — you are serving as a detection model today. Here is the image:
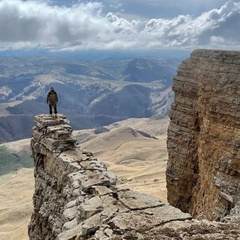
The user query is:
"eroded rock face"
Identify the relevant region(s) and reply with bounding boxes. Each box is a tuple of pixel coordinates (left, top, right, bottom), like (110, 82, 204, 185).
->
(29, 113, 240, 239)
(166, 49, 240, 220)
(28, 114, 192, 240)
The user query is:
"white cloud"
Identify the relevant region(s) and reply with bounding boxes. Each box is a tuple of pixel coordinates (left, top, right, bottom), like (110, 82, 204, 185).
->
(0, 0, 239, 51)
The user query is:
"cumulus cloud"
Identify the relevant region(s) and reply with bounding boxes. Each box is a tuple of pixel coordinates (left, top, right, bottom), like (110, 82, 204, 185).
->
(0, 0, 239, 51)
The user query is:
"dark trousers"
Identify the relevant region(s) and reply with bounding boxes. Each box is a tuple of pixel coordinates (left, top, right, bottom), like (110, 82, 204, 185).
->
(49, 104, 57, 114)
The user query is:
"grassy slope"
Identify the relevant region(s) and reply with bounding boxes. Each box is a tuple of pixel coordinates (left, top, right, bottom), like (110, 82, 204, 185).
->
(0, 145, 33, 176)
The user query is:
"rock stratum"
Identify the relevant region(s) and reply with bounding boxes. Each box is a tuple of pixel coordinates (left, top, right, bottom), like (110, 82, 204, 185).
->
(29, 113, 240, 239)
(167, 49, 240, 221)
(29, 114, 191, 240)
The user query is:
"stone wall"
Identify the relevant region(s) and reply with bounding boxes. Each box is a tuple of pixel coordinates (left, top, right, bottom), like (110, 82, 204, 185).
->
(166, 49, 240, 220)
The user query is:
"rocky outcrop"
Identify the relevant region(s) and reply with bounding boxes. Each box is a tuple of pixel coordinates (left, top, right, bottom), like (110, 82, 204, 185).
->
(167, 49, 240, 221)
(29, 114, 240, 239)
(29, 114, 192, 240)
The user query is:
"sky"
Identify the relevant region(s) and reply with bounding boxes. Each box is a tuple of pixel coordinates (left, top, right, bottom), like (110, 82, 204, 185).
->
(0, 0, 239, 53)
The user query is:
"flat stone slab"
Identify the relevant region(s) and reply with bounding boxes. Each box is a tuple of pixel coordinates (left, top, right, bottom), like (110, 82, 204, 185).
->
(79, 160, 107, 171)
(79, 196, 103, 219)
(118, 190, 164, 210)
(109, 204, 192, 232)
(35, 114, 68, 128)
(40, 137, 77, 151)
(91, 186, 113, 196)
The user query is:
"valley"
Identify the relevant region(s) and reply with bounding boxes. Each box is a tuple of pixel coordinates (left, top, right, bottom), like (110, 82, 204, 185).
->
(0, 55, 175, 239)
(0, 56, 180, 142)
(0, 117, 169, 240)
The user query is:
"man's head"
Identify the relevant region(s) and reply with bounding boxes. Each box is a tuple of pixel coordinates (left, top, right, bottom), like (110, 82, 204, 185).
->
(51, 87, 54, 91)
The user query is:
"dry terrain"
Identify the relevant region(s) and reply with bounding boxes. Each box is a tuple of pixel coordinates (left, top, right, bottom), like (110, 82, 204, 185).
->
(0, 169, 34, 240)
(0, 117, 169, 240)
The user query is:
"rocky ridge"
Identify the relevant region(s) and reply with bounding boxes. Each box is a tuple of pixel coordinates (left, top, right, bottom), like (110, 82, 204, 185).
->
(166, 49, 240, 221)
(29, 114, 240, 239)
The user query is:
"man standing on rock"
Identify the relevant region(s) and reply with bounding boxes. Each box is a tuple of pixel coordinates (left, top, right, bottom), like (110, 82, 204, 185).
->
(47, 87, 58, 117)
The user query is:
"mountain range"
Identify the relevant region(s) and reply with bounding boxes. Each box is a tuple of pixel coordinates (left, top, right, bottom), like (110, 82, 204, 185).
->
(0, 56, 182, 142)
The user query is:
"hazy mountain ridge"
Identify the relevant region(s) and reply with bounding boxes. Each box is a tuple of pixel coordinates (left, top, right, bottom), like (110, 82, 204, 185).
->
(0, 56, 180, 142)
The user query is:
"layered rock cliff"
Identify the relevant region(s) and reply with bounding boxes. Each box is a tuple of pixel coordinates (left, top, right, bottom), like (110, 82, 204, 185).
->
(29, 114, 193, 240)
(29, 113, 240, 239)
(167, 49, 240, 220)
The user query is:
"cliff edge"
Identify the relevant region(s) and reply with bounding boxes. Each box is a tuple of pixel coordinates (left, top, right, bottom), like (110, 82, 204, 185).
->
(167, 49, 240, 221)
(29, 113, 240, 239)
(28, 114, 192, 240)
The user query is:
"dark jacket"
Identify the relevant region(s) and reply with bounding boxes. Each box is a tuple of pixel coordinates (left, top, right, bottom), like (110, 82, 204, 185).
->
(47, 90, 58, 105)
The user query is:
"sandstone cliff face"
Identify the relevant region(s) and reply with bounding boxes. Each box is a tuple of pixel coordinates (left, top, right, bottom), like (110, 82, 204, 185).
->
(167, 49, 240, 220)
